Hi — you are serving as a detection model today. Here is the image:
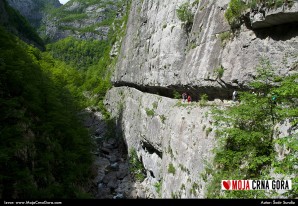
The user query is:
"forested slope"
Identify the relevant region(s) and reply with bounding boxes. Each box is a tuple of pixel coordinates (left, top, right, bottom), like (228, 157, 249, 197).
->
(0, 26, 94, 198)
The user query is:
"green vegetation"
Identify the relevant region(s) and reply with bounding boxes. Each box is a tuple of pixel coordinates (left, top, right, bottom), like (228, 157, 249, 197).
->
(206, 58, 298, 198)
(0, 0, 133, 199)
(146, 108, 155, 117)
(168, 145, 174, 159)
(0, 27, 93, 198)
(176, 2, 194, 32)
(206, 127, 213, 136)
(186, 42, 197, 51)
(60, 13, 88, 22)
(192, 0, 201, 6)
(159, 115, 166, 124)
(128, 148, 146, 182)
(190, 182, 199, 196)
(179, 164, 189, 173)
(152, 101, 158, 109)
(181, 183, 186, 191)
(214, 66, 225, 79)
(219, 31, 231, 47)
(224, 0, 247, 28)
(168, 163, 176, 175)
(41, 0, 125, 42)
(199, 93, 208, 106)
(48, 0, 120, 23)
(154, 180, 162, 197)
(171, 192, 180, 199)
(47, 37, 109, 70)
(173, 90, 181, 99)
(46, 0, 131, 111)
(247, 0, 294, 9)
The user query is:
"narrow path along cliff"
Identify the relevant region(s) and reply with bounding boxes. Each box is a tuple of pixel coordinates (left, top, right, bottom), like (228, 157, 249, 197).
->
(95, 86, 238, 198)
(82, 86, 240, 198)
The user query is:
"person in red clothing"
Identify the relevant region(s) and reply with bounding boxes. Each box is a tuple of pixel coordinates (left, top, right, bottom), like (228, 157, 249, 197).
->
(187, 95, 192, 103)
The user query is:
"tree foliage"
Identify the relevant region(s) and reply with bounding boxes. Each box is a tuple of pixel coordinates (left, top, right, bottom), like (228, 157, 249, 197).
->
(0, 27, 93, 198)
(176, 2, 194, 32)
(224, 0, 247, 28)
(128, 148, 146, 182)
(207, 58, 298, 198)
(47, 37, 109, 70)
(0, 0, 132, 199)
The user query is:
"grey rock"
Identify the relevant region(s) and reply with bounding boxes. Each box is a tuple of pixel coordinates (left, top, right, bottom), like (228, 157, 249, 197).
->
(112, 0, 298, 100)
(102, 172, 117, 185)
(98, 183, 105, 189)
(107, 138, 118, 146)
(101, 147, 111, 155)
(104, 87, 217, 198)
(103, 142, 115, 149)
(97, 187, 113, 199)
(109, 155, 118, 163)
(110, 162, 119, 171)
(250, 2, 298, 29)
(116, 170, 128, 180)
(40, 0, 124, 42)
(7, 0, 61, 28)
(107, 178, 119, 189)
(94, 157, 110, 184)
(113, 193, 125, 199)
(115, 175, 133, 195)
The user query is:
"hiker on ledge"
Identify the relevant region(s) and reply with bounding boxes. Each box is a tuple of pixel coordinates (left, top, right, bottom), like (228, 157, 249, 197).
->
(187, 95, 192, 103)
(232, 90, 238, 102)
(182, 92, 187, 103)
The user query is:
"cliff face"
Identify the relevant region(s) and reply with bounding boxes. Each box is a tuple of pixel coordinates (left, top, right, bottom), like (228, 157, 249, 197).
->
(42, 0, 126, 41)
(112, 0, 298, 100)
(1, 0, 45, 49)
(105, 87, 216, 198)
(7, 0, 126, 42)
(104, 0, 298, 198)
(7, 0, 61, 28)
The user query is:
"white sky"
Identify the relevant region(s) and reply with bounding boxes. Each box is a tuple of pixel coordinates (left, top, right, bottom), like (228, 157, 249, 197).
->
(59, 0, 70, 4)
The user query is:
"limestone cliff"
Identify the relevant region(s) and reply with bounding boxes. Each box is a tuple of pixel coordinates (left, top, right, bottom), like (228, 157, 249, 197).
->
(7, 0, 61, 28)
(105, 87, 217, 198)
(104, 0, 298, 198)
(41, 0, 126, 41)
(7, 0, 127, 42)
(112, 0, 298, 100)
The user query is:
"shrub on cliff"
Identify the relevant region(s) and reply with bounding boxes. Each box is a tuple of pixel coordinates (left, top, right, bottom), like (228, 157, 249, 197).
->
(207, 58, 298, 198)
(176, 2, 194, 32)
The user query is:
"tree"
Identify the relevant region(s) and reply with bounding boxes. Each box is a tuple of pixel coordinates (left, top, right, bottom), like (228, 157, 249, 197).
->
(224, 0, 247, 29)
(176, 2, 194, 32)
(206, 58, 298, 198)
(0, 27, 93, 198)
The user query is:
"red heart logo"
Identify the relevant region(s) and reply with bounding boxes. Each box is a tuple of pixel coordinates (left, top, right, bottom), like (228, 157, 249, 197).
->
(223, 180, 231, 190)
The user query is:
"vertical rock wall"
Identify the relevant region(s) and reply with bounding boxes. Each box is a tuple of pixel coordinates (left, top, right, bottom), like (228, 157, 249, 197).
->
(105, 87, 217, 198)
(105, 0, 298, 198)
(112, 0, 298, 99)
